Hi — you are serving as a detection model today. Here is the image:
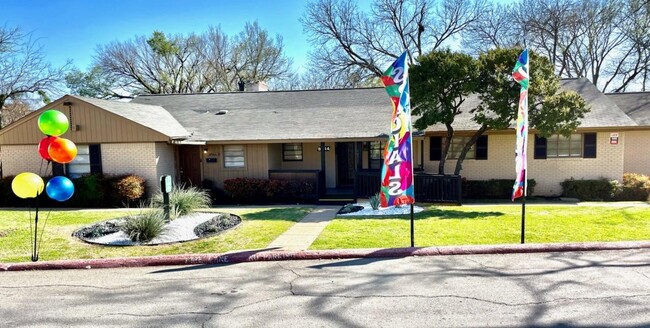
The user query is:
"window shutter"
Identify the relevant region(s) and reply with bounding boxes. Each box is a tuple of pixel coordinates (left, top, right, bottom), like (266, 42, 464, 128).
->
(475, 135, 488, 160)
(583, 133, 597, 158)
(429, 137, 442, 161)
(89, 144, 102, 174)
(52, 162, 65, 176)
(534, 135, 547, 159)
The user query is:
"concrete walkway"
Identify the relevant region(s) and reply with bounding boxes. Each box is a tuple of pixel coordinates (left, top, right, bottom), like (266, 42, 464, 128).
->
(267, 205, 340, 250)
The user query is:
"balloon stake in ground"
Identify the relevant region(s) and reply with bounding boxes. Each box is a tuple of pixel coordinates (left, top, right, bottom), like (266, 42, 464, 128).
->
(11, 109, 77, 261)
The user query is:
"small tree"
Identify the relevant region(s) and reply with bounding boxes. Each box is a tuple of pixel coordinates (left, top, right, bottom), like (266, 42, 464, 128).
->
(455, 47, 588, 175)
(410, 49, 479, 174)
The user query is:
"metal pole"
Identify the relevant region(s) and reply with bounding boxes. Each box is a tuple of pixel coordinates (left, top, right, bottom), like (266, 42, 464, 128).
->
(32, 200, 39, 262)
(410, 203, 414, 247)
(521, 169, 526, 244)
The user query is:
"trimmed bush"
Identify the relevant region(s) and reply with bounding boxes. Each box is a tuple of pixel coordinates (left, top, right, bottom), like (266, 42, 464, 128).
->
(615, 173, 650, 201)
(560, 178, 617, 201)
(223, 177, 316, 203)
(122, 210, 167, 243)
(152, 185, 211, 218)
(114, 175, 147, 205)
(462, 179, 537, 199)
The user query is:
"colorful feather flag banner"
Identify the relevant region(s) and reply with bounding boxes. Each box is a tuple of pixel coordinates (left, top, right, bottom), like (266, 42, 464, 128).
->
(380, 51, 415, 207)
(512, 49, 529, 201)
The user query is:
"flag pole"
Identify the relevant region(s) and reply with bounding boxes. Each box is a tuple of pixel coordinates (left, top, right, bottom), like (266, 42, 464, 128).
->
(521, 170, 526, 244)
(410, 203, 414, 247)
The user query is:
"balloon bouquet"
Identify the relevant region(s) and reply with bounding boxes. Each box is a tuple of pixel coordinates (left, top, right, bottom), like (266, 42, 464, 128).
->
(11, 109, 77, 261)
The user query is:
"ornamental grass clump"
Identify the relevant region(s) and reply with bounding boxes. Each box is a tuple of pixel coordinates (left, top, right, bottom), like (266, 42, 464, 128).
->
(369, 192, 381, 210)
(152, 185, 211, 219)
(122, 210, 167, 243)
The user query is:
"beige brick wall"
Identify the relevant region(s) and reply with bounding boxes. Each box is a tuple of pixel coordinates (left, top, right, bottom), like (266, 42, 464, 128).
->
(0, 145, 45, 177)
(624, 130, 650, 176)
(423, 132, 625, 196)
(155, 142, 177, 188)
(101, 142, 162, 195)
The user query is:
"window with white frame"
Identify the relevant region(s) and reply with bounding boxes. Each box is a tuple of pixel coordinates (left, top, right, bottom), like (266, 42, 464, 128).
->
(448, 136, 476, 159)
(224, 145, 245, 168)
(546, 134, 583, 158)
(282, 143, 303, 161)
(67, 145, 91, 178)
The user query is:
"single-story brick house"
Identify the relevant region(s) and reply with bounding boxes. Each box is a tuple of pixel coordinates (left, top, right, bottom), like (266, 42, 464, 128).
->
(0, 78, 648, 199)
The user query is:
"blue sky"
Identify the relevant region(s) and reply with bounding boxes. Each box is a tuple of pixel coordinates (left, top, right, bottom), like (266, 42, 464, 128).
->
(4, 0, 345, 72)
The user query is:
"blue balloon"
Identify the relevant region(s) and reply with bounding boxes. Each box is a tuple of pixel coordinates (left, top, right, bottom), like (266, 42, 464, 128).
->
(46, 176, 74, 202)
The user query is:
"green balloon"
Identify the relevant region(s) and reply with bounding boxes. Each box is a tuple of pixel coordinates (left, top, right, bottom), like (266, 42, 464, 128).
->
(38, 109, 69, 136)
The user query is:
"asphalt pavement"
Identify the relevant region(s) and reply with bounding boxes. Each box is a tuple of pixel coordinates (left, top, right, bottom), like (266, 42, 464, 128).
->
(1, 249, 648, 327)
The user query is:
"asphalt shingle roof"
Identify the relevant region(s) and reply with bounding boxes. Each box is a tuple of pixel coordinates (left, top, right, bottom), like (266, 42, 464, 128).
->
(606, 92, 650, 126)
(131, 88, 393, 142)
(72, 95, 189, 139)
(129, 78, 637, 142)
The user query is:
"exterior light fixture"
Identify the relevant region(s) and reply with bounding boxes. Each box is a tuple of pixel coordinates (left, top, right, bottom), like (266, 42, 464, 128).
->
(203, 148, 208, 154)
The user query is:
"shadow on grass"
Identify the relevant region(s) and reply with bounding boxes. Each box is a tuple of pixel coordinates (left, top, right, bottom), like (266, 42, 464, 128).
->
(422, 208, 504, 220)
(241, 207, 311, 222)
(335, 208, 505, 220)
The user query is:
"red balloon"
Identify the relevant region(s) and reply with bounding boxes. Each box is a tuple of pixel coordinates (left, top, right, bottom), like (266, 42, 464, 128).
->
(48, 138, 77, 164)
(38, 136, 58, 161)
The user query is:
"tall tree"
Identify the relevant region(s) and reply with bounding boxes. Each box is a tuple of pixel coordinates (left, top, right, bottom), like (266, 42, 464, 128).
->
(464, 0, 650, 92)
(410, 47, 588, 175)
(65, 66, 128, 99)
(0, 26, 67, 127)
(301, 0, 487, 87)
(410, 49, 478, 174)
(86, 22, 292, 96)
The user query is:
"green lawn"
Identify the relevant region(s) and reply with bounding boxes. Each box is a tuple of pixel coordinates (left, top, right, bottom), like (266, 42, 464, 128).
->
(0, 206, 312, 263)
(310, 204, 650, 249)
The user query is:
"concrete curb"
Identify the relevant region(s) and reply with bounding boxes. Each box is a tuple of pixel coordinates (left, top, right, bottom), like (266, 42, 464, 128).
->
(2, 241, 649, 271)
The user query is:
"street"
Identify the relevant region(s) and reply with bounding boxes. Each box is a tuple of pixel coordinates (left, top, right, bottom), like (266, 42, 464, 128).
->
(1, 249, 649, 327)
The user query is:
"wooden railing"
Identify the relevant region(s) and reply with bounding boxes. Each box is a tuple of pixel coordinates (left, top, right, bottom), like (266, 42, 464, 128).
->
(355, 170, 462, 204)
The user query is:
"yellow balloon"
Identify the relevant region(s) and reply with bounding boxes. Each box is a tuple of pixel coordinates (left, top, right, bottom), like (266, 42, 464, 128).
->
(11, 172, 45, 199)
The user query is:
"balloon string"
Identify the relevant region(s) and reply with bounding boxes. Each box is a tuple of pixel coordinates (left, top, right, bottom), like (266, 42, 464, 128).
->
(37, 209, 51, 257)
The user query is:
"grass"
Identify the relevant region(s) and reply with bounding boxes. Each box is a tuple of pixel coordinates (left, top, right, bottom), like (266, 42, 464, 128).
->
(0, 206, 312, 263)
(310, 204, 650, 249)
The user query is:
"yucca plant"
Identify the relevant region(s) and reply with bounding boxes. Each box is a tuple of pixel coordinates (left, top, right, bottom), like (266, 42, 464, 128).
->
(369, 192, 381, 210)
(122, 210, 167, 243)
(152, 185, 211, 219)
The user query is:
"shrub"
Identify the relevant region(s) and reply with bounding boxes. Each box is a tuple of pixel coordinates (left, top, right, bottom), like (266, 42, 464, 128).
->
(114, 175, 146, 204)
(462, 179, 537, 199)
(615, 173, 650, 201)
(152, 185, 211, 218)
(122, 210, 167, 243)
(560, 178, 617, 201)
(369, 192, 381, 210)
(223, 177, 316, 203)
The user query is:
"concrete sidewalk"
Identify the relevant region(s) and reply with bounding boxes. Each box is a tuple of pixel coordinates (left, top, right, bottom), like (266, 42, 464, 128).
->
(267, 205, 340, 250)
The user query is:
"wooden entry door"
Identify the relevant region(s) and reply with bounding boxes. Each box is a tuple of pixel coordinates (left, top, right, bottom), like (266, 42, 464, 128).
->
(336, 142, 356, 187)
(178, 146, 202, 187)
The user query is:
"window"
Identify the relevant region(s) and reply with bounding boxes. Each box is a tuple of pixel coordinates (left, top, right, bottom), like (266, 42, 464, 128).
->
(224, 145, 245, 168)
(282, 143, 303, 161)
(535, 133, 597, 159)
(52, 144, 102, 178)
(67, 145, 91, 178)
(367, 141, 386, 169)
(429, 136, 488, 161)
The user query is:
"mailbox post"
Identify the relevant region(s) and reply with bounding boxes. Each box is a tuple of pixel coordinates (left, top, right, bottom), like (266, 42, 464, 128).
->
(160, 175, 172, 222)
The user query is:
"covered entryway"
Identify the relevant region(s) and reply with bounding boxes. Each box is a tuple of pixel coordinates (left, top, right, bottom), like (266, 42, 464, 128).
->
(178, 145, 202, 187)
(335, 142, 356, 188)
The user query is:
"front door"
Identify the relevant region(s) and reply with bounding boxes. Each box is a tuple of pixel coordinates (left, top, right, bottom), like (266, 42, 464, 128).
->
(336, 142, 356, 187)
(178, 146, 202, 187)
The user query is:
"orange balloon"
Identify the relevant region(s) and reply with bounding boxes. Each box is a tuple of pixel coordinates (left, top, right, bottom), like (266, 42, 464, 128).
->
(48, 137, 77, 164)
